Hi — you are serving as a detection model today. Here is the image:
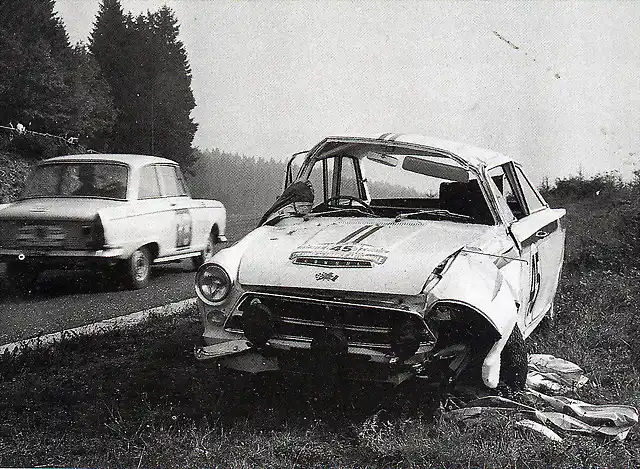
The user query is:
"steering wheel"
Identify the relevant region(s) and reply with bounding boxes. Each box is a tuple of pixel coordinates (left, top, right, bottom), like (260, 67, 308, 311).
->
(314, 195, 374, 214)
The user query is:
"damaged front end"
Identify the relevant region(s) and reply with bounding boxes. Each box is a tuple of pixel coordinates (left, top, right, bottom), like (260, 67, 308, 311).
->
(194, 247, 518, 390)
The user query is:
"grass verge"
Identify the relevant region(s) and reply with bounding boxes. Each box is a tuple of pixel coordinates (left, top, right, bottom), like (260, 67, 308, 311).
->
(1, 271, 639, 468)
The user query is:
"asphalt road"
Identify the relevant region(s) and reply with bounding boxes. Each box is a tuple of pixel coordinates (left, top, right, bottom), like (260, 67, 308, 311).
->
(0, 260, 198, 345)
(0, 216, 259, 346)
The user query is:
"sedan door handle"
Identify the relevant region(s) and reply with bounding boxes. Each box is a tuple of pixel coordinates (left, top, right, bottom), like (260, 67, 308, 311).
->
(535, 230, 548, 238)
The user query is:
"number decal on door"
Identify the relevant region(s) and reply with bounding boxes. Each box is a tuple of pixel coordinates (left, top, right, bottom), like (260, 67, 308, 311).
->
(175, 209, 192, 248)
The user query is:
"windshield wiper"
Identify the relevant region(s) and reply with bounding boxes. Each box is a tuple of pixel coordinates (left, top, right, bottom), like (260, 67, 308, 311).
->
(395, 209, 472, 222)
(306, 207, 379, 219)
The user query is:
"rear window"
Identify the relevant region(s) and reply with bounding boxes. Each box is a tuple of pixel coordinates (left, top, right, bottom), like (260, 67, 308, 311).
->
(21, 163, 129, 199)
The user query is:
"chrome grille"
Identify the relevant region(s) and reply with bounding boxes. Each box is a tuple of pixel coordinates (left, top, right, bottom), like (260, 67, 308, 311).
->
(292, 257, 372, 268)
(226, 292, 430, 349)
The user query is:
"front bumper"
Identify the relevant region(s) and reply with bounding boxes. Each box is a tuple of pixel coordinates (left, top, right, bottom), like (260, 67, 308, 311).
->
(195, 336, 432, 385)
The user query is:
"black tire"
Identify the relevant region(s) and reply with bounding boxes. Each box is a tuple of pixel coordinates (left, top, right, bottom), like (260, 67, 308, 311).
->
(498, 325, 528, 391)
(122, 246, 152, 289)
(6, 261, 39, 294)
(192, 231, 217, 270)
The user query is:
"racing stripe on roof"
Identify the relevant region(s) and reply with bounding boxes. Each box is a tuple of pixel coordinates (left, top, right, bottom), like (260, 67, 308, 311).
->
(378, 132, 392, 140)
(387, 133, 401, 141)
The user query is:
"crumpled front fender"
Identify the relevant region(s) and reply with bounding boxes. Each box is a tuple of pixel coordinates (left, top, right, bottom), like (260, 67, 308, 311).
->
(427, 251, 519, 388)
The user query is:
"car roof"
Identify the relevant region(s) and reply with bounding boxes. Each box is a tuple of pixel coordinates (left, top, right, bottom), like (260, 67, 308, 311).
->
(318, 133, 515, 169)
(41, 153, 179, 168)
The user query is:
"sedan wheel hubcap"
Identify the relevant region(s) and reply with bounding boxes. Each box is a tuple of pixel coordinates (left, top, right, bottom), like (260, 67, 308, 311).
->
(133, 251, 149, 281)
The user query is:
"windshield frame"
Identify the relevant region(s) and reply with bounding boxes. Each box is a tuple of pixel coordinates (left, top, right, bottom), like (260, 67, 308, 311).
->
(287, 139, 501, 225)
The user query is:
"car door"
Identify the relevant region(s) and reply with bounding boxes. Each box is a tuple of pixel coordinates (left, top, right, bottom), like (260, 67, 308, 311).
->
(506, 163, 565, 328)
(156, 164, 197, 257)
(512, 164, 566, 321)
(173, 164, 211, 253)
(135, 164, 176, 257)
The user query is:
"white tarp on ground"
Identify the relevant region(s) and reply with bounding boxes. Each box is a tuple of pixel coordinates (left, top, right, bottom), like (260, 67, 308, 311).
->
(526, 353, 590, 393)
(446, 353, 639, 441)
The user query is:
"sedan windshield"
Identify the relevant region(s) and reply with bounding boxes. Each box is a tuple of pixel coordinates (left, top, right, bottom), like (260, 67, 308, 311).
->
(21, 163, 128, 200)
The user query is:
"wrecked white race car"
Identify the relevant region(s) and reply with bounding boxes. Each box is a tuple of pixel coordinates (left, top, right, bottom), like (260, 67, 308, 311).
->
(194, 134, 565, 391)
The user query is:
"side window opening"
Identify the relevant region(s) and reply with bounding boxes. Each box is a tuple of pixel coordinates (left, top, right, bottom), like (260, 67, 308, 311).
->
(307, 157, 334, 203)
(514, 165, 546, 214)
(338, 156, 363, 199)
(138, 165, 162, 199)
(157, 165, 186, 197)
(488, 164, 527, 220)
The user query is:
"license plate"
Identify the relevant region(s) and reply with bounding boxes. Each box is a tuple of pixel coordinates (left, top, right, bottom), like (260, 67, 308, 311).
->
(18, 225, 65, 247)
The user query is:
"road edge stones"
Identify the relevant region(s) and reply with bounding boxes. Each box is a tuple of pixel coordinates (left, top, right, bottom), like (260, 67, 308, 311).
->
(0, 297, 196, 356)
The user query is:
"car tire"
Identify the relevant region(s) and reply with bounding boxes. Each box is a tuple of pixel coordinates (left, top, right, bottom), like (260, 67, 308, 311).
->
(6, 261, 39, 294)
(498, 325, 528, 391)
(122, 246, 152, 290)
(192, 232, 217, 270)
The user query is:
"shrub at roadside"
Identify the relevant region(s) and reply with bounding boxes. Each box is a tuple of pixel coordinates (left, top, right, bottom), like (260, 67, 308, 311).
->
(543, 172, 640, 272)
(0, 152, 33, 203)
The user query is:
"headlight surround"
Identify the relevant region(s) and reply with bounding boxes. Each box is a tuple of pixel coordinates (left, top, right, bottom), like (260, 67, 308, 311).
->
(195, 263, 232, 304)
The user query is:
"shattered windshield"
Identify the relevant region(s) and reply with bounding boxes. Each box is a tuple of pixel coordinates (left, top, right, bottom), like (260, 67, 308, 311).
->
(21, 163, 129, 200)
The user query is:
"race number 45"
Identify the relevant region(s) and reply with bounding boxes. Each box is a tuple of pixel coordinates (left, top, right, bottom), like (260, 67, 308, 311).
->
(175, 209, 192, 248)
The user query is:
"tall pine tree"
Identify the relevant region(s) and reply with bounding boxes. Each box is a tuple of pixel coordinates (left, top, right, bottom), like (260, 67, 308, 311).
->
(146, 7, 198, 165)
(0, 0, 70, 134)
(89, 0, 134, 152)
(90, 1, 198, 166)
(0, 0, 115, 157)
(65, 44, 117, 151)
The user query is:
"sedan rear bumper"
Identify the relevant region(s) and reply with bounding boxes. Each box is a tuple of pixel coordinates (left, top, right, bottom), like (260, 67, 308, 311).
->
(0, 247, 126, 267)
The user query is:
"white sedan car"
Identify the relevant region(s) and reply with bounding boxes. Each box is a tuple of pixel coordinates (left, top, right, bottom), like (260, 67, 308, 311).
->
(0, 154, 226, 290)
(194, 134, 565, 391)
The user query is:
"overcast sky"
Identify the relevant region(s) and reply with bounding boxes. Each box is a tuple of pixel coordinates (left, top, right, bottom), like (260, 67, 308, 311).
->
(55, 0, 639, 184)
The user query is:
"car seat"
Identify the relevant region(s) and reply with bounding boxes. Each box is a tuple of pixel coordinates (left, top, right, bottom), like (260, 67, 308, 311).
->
(439, 180, 494, 224)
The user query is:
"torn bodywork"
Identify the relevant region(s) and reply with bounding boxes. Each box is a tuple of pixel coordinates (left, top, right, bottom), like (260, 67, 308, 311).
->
(194, 134, 564, 391)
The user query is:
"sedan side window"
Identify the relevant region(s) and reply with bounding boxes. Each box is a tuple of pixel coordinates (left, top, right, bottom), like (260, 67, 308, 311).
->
(157, 165, 187, 197)
(138, 165, 162, 199)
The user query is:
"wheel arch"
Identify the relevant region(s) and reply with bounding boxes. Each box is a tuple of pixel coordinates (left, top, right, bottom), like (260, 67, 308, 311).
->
(210, 223, 221, 243)
(141, 242, 159, 260)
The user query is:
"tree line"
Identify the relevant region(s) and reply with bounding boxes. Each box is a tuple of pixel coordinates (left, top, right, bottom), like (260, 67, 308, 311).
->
(0, 0, 196, 166)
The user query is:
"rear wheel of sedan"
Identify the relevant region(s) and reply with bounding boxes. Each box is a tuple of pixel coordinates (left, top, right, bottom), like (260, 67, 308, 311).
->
(122, 246, 152, 289)
(498, 325, 528, 391)
(6, 261, 39, 294)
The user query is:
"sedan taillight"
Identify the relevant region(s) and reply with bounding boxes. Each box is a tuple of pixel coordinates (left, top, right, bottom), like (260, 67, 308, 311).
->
(86, 215, 105, 249)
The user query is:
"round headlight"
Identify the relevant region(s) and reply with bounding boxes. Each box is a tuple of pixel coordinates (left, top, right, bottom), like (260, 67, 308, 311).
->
(195, 263, 232, 304)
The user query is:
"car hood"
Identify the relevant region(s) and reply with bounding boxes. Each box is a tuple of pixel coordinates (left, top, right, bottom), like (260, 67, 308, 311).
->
(0, 197, 123, 221)
(238, 217, 496, 295)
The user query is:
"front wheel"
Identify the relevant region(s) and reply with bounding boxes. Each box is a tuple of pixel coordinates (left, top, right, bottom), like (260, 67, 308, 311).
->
(498, 325, 528, 391)
(122, 246, 152, 289)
